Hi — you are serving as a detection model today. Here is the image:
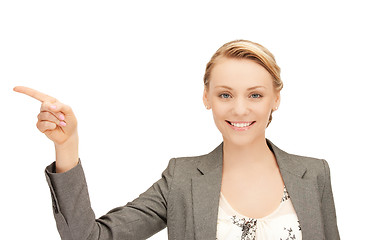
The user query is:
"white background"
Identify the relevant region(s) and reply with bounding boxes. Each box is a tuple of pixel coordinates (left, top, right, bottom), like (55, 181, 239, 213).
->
(1, 1, 371, 239)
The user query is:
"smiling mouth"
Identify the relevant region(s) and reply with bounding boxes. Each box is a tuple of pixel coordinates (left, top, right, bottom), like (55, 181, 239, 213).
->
(226, 120, 256, 127)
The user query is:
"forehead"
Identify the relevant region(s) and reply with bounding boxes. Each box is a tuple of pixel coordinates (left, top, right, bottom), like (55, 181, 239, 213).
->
(209, 57, 274, 90)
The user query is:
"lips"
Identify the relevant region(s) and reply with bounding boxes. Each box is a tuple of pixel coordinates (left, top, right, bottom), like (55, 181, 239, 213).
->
(225, 120, 256, 131)
(226, 120, 255, 127)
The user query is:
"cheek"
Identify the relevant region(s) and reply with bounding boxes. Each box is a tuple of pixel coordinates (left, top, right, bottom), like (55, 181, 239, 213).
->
(211, 103, 229, 119)
(212, 109, 226, 123)
(211, 107, 230, 131)
(256, 104, 271, 115)
(252, 102, 273, 119)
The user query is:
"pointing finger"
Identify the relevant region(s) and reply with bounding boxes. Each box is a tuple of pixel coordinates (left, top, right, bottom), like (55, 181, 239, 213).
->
(13, 86, 56, 102)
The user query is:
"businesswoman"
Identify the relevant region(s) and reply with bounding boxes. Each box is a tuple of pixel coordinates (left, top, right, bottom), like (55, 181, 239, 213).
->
(14, 40, 339, 239)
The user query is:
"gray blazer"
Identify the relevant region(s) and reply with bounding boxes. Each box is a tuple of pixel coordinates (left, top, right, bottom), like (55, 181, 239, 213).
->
(45, 139, 340, 240)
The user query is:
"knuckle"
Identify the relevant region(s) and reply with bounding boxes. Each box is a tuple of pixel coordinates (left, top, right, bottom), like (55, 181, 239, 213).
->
(64, 104, 72, 112)
(41, 102, 49, 110)
(36, 121, 43, 131)
(38, 111, 48, 120)
(37, 120, 45, 126)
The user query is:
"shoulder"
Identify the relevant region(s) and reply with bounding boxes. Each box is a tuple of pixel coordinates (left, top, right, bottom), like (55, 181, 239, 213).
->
(166, 142, 223, 178)
(279, 150, 332, 196)
(288, 152, 329, 175)
(268, 139, 329, 176)
(168, 153, 208, 176)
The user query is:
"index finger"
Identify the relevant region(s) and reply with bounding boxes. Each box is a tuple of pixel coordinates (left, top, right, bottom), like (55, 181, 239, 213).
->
(13, 86, 56, 102)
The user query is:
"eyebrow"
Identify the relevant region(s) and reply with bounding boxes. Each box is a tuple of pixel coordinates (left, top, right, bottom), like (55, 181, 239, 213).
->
(214, 85, 266, 91)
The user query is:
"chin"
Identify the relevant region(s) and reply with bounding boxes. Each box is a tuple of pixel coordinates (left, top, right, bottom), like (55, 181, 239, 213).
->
(222, 134, 259, 147)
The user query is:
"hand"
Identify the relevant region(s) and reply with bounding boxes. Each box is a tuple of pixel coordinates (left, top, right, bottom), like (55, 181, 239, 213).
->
(14, 86, 79, 172)
(14, 86, 78, 146)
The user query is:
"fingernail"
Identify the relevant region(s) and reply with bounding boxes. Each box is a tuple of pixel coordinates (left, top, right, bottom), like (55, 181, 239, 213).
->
(50, 105, 57, 110)
(60, 121, 66, 127)
(59, 114, 65, 121)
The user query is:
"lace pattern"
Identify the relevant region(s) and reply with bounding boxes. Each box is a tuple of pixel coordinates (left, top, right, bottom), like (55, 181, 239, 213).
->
(216, 186, 302, 240)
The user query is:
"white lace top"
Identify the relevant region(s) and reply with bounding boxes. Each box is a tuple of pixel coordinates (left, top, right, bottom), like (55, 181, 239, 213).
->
(216, 187, 302, 240)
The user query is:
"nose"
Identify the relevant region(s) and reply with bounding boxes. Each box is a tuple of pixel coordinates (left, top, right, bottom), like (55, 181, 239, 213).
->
(232, 97, 250, 116)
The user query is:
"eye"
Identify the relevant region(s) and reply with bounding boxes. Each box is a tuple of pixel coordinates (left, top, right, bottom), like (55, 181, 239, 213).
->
(219, 93, 231, 99)
(250, 93, 262, 99)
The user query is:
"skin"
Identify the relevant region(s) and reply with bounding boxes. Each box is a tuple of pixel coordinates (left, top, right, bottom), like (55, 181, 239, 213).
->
(203, 57, 284, 218)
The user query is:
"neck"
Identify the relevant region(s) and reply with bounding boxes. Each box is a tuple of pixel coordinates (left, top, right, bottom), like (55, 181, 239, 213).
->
(222, 137, 276, 170)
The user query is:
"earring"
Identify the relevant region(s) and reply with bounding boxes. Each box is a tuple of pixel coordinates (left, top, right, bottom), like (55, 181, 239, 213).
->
(274, 106, 278, 111)
(205, 105, 210, 109)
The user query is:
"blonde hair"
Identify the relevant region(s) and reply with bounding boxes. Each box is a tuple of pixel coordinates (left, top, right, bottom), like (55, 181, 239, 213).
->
(203, 39, 283, 126)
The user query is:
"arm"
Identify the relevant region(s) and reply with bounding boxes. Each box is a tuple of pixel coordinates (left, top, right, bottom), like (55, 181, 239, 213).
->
(321, 159, 340, 240)
(14, 86, 174, 239)
(45, 157, 176, 240)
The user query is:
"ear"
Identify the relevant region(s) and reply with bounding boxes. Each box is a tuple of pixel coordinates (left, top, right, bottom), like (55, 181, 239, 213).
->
(273, 91, 281, 110)
(203, 87, 210, 109)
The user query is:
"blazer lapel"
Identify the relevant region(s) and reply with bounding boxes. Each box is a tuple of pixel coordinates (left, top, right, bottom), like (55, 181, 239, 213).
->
(267, 140, 322, 239)
(192, 142, 223, 240)
(191, 140, 321, 240)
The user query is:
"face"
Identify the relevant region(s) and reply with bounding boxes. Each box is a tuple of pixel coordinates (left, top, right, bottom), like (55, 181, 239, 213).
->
(203, 57, 280, 147)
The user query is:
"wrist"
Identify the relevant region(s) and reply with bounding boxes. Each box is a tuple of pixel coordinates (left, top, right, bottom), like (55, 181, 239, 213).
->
(54, 132, 79, 150)
(54, 133, 79, 173)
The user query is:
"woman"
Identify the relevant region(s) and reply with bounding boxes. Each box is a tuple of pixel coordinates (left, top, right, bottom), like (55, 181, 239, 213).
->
(14, 40, 339, 239)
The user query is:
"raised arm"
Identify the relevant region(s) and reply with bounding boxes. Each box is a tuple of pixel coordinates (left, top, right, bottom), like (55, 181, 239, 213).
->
(13, 86, 78, 172)
(14, 86, 173, 239)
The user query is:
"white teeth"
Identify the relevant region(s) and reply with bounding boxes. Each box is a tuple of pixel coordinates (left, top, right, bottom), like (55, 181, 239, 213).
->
(230, 122, 252, 127)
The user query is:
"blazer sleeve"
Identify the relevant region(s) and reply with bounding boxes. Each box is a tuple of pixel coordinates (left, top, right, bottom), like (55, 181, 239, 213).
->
(45, 158, 176, 240)
(321, 159, 340, 239)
